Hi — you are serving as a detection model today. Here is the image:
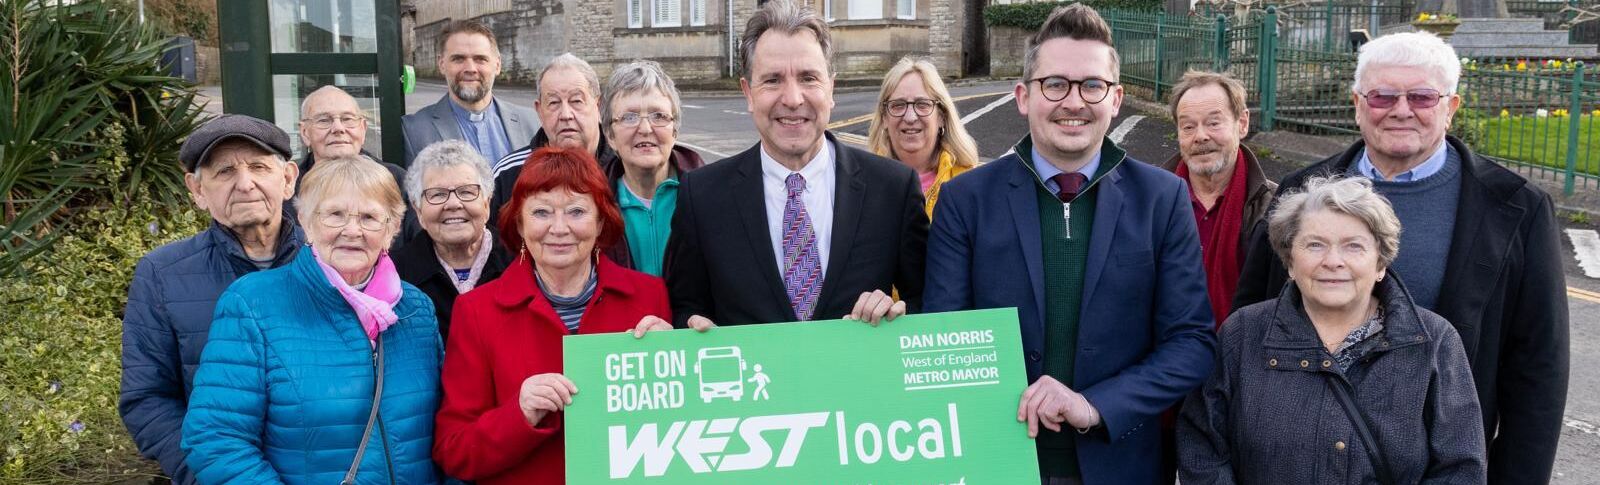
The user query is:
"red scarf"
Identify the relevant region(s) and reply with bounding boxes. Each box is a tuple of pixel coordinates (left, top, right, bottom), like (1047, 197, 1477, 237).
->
(1176, 151, 1250, 329)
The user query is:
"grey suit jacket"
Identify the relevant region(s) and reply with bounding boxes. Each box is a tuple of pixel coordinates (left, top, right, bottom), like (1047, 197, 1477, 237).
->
(400, 95, 539, 165)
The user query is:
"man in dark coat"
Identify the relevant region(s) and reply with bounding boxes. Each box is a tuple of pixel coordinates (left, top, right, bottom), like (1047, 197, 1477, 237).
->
(1233, 31, 1569, 484)
(119, 115, 305, 485)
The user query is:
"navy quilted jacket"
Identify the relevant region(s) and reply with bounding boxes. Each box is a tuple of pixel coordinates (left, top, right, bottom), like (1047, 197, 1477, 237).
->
(119, 219, 304, 485)
(180, 246, 445, 485)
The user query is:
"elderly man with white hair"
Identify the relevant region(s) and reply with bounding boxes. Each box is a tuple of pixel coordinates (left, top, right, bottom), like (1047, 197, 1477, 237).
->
(1234, 31, 1569, 485)
(487, 53, 620, 223)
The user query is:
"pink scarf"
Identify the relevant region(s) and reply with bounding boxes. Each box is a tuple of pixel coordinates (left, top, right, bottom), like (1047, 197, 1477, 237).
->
(312, 247, 402, 345)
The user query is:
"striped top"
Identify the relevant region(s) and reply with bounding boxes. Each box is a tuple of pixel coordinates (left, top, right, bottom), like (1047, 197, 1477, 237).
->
(535, 265, 598, 333)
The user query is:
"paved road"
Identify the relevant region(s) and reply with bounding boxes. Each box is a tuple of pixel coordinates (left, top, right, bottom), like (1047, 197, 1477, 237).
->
(205, 80, 1600, 480)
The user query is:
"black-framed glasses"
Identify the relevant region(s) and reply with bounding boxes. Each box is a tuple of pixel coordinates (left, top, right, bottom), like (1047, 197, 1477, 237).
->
(1027, 76, 1117, 104)
(613, 111, 674, 128)
(302, 114, 366, 130)
(1358, 89, 1449, 109)
(421, 184, 483, 205)
(884, 98, 938, 118)
(316, 210, 391, 231)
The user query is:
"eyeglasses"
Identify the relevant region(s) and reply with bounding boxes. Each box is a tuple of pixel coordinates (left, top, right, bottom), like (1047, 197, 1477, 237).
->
(1359, 89, 1449, 109)
(1028, 76, 1117, 104)
(613, 111, 674, 128)
(302, 114, 366, 130)
(884, 98, 939, 118)
(421, 184, 483, 205)
(317, 210, 390, 231)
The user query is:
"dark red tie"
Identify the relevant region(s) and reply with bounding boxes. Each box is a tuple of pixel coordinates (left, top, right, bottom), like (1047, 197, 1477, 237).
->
(1051, 173, 1088, 202)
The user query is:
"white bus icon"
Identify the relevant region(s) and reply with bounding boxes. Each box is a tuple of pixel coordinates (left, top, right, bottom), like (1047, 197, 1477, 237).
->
(694, 346, 747, 403)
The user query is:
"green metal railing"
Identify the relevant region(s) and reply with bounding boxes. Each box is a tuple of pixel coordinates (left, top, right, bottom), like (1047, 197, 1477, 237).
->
(1102, 5, 1600, 194)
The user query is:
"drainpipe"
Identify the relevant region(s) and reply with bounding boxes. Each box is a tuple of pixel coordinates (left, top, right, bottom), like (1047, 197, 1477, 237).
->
(728, 0, 737, 77)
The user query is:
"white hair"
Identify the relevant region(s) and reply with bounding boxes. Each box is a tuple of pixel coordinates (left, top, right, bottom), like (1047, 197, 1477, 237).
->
(1353, 31, 1461, 94)
(404, 140, 495, 207)
(537, 53, 601, 101)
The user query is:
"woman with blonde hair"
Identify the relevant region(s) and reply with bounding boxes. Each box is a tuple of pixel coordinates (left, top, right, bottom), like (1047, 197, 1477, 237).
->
(867, 56, 981, 217)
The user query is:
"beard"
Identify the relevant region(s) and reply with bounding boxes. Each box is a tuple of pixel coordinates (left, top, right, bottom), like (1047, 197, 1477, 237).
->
(451, 77, 492, 104)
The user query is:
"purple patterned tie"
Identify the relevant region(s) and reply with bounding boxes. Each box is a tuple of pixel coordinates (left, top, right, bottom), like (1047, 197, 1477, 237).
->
(781, 173, 823, 320)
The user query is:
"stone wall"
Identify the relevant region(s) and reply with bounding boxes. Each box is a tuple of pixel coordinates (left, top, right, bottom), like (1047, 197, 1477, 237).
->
(411, 0, 566, 84)
(830, 20, 931, 78)
(989, 24, 1029, 78)
(567, 0, 617, 79)
(612, 27, 729, 81)
(927, 0, 965, 77)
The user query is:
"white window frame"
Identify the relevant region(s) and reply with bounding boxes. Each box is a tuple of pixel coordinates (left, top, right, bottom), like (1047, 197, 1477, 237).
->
(846, 0, 881, 20)
(690, 0, 706, 26)
(627, 0, 643, 28)
(823, 0, 834, 21)
(653, 0, 682, 27)
(896, 0, 914, 19)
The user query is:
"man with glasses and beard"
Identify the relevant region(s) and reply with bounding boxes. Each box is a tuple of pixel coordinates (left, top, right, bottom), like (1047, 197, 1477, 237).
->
(1233, 31, 1569, 485)
(402, 20, 539, 166)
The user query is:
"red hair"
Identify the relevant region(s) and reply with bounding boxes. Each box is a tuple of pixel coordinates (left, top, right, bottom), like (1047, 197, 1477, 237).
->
(497, 147, 624, 252)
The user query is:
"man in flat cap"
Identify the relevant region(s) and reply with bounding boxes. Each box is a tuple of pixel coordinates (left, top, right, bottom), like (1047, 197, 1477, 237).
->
(118, 114, 304, 485)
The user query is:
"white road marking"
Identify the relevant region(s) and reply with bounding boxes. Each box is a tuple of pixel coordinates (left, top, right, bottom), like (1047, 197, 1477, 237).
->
(675, 141, 731, 160)
(1567, 416, 1600, 436)
(722, 110, 748, 116)
(960, 94, 1015, 125)
(1109, 115, 1146, 145)
(1568, 229, 1600, 278)
(682, 104, 704, 109)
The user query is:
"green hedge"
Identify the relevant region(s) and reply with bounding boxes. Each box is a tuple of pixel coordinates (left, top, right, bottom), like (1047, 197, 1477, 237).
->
(0, 203, 207, 483)
(984, 0, 1165, 30)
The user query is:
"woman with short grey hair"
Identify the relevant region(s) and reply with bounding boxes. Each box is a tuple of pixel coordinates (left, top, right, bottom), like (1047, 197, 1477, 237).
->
(598, 59, 704, 276)
(1179, 176, 1485, 484)
(394, 139, 513, 341)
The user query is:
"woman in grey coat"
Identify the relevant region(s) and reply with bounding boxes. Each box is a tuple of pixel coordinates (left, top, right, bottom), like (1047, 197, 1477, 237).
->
(1178, 176, 1484, 484)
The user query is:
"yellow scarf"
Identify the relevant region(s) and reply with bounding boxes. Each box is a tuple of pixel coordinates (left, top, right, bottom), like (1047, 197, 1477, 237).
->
(923, 150, 971, 218)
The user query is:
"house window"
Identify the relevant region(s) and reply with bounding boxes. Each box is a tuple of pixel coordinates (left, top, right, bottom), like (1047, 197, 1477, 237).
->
(654, 0, 681, 27)
(822, 0, 833, 21)
(690, 0, 706, 25)
(846, 0, 881, 20)
(896, 0, 914, 19)
(628, 0, 643, 27)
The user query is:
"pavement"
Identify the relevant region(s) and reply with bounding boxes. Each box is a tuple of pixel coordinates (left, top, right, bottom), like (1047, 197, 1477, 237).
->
(199, 79, 1600, 481)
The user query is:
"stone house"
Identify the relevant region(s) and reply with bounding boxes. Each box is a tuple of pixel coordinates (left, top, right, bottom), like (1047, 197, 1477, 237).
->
(406, 0, 992, 82)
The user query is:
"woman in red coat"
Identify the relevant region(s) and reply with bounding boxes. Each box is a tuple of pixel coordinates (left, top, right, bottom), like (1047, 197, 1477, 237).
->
(433, 147, 674, 484)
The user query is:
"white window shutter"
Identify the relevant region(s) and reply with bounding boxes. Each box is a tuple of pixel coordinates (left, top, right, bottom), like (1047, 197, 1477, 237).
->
(629, 0, 643, 28)
(691, 0, 706, 25)
(654, 0, 682, 27)
(897, 0, 914, 19)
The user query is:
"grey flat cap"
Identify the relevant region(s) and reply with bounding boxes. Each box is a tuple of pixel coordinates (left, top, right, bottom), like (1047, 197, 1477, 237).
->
(178, 114, 293, 172)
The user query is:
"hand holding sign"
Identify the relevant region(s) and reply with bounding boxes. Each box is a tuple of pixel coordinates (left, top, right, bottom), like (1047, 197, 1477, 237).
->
(1017, 375, 1100, 437)
(844, 289, 906, 325)
(518, 373, 578, 428)
(631, 316, 673, 338)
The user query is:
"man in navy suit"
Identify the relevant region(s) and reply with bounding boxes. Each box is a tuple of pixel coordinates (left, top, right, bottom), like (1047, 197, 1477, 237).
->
(923, 4, 1214, 484)
(664, 0, 927, 329)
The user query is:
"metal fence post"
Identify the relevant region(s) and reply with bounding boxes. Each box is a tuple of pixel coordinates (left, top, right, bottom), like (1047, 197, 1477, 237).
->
(1566, 63, 1585, 196)
(1155, 14, 1167, 101)
(1214, 14, 1229, 71)
(1257, 7, 1279, 131)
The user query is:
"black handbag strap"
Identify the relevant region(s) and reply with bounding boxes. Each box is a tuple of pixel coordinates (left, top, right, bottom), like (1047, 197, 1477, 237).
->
(1325, 375, 1397, 485)
(343, 334, 385, 485)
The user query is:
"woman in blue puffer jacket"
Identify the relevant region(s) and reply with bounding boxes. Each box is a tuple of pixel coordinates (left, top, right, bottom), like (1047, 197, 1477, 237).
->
(182, 157, 445, 484)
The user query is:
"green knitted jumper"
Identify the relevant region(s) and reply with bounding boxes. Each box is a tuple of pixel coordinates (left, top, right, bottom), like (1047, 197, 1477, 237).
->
(1019, 140, 1120, 479)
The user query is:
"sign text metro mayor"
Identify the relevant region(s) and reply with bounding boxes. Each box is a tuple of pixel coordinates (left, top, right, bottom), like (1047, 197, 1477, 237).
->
(562, 309, 1041, 484)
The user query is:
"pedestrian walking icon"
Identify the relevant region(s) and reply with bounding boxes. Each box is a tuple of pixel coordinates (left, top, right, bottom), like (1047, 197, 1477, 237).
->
(748, 364, 771, 400)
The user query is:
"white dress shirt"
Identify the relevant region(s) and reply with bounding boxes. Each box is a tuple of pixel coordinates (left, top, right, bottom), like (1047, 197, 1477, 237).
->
(760, 141, 837, 281)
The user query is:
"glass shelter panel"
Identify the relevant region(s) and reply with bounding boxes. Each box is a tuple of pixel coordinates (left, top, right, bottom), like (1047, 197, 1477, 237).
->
(270, 0, 379, 54)
(272, 74, 385, 160)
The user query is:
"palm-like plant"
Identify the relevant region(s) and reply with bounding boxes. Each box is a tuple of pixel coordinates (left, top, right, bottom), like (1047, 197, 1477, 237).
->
(0, 0, 202, 277)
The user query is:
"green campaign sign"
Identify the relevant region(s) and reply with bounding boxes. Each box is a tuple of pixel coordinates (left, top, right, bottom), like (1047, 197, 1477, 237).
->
(562, 308, 1041, 484)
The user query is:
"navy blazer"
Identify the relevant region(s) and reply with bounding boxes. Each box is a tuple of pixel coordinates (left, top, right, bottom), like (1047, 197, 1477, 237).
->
(924, 137, 1215, 485)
